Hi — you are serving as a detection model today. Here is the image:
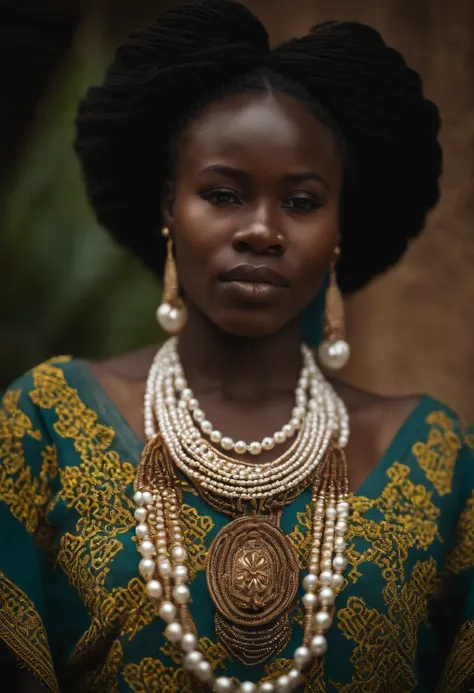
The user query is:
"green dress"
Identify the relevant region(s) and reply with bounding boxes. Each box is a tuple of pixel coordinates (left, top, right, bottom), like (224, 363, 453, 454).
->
(0, 357, 473, 693)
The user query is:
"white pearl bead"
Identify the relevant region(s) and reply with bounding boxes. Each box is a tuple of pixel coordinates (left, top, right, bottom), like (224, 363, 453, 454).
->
(171, 545, 187, 563)
(287, 668, 302, 687)
(201, 420, 213, 435)
(182, 388, 193, 400)
(240, 683, 257, 693)
(318, 339, 350, 370)
(262, 437, 275, 451)
(335, 521, 347, 536)
(215, 676, 234, 692)
(333, 555, 348, 571)
(142, 491, 153, 506)
(276, 674, 291, 692)
(282, 423, 295, 437)
(193, 408, 205, 423)
(326, 506, 337, 520)
(158, 559, 172, 578)
(210, 430, 222, 443)
(157, 303, 187, 334)
(221, 437, 234, 451)
(274, 431, 286, 445)
(173, 584, 190, 604)
(175, 376, 186, 391)
(145, 579, 163, 600)
(334, 537, 346, 550)
(331, 573, 344, 589)
(319, 570, 333, 586)
(180, 632, 197, 653)
(134, 491, 144, 506)
(174, 565, 188, 581)
(319, 587, 335, 606)
(135, 523, 149, 539)
(337, 501, 350, 515)
(134, 507, 147, 522)
(183, 650, 202, 671)
(293, 645, 311, 669)
(159, 601, 177, 623)
(259, 683, 275, 693)
(315, 610, 332, 630)
(302, 592, 317, 608)
(188, 398, 199, 410)
(249, 442, 262, 456)
(303, 574, 318, 592)
(139, 558, 155, 580)
(310, 634, 328, 657)
(195, 660, 213, 682)
(139, 540, 155, 557)
(164, 621, 183, 643)
(234, 440, 247, 455)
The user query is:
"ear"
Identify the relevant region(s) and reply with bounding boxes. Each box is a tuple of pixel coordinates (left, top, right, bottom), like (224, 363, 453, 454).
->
(161, 178, 176, 232)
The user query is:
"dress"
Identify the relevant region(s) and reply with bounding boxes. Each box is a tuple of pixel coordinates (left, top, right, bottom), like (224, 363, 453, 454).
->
(0, 357, 473, 693)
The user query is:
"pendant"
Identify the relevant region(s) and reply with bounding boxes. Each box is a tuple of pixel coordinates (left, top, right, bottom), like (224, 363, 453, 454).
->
(206, 515, 299, 665)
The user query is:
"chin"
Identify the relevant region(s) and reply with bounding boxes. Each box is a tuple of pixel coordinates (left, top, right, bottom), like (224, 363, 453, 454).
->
(214, 313, 286, 339)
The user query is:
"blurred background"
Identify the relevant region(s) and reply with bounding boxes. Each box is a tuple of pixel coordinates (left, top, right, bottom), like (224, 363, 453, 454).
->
(0, 0, 473, 419)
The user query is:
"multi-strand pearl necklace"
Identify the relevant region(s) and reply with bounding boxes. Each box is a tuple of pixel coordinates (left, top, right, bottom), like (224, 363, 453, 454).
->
(135, 338, 350, 693)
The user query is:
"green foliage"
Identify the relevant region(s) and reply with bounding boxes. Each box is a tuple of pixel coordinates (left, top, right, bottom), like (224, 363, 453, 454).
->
(0, 18, 162, 388)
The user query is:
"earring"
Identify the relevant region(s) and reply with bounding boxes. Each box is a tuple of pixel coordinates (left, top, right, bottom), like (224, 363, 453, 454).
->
(156, 228, 188, 334)
(318, 247, 350, 370)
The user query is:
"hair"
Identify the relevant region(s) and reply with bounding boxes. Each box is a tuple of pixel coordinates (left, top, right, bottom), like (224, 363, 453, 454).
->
(75, 0, 442, 294)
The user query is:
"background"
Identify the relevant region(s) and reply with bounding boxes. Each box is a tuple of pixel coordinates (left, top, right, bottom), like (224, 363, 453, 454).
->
(0, 0, 473, 418)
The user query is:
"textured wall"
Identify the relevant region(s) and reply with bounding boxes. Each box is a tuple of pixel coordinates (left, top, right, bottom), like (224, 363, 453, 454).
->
(243, 0, 474, 419)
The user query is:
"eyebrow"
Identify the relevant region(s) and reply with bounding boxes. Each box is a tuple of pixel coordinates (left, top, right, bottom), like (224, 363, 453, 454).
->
(200, 165, 329, 189)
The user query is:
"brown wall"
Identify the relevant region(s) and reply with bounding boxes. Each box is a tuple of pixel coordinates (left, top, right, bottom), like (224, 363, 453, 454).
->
(242, 0, 474, 419)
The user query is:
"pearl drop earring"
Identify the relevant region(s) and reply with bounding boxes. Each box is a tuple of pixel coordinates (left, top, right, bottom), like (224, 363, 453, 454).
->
(318, 247, 350, 370)
(156, 227, 188, 334)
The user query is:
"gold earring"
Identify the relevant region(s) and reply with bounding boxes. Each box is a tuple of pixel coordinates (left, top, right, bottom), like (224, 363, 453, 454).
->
(156, 228, 187, 334)
(318, 247, 350, 370)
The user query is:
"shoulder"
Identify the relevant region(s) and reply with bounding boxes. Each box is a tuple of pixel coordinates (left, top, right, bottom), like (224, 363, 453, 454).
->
(0, 357, 90, 459)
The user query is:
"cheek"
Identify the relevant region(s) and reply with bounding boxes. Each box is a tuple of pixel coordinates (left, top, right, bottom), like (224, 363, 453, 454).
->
(172, 196, 222, 270)
(293, 208, 340, 290)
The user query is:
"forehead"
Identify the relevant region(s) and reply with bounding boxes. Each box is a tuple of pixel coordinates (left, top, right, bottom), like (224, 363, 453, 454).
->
(177, 90, 341, 177)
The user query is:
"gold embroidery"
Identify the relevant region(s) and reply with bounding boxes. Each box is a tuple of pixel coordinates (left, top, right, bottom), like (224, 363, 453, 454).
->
(124, 638, 229, 693)
(436, 620, 474, 693)
(181, 503, 214, 579)
(412, 411, 461, 495)
(288, 506, 312, 568)
(346, 463, 440, 587)
(0, 389, 41, 474)
(0, 388, 58, 536)
(336, 559, 437, 693)
(445, 491, 474, 574)
(0, 571, 59, 693)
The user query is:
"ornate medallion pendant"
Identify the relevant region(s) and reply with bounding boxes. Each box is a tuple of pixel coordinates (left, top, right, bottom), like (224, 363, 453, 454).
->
(206, 515, 300, 664)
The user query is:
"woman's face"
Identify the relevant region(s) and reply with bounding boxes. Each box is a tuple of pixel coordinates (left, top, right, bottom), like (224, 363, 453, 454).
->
(163, 90, 343, 338)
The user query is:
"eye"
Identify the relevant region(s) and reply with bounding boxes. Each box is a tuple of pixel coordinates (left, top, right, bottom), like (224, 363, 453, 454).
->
(202, 188, 242, 206)
(283, 194, 322, 212)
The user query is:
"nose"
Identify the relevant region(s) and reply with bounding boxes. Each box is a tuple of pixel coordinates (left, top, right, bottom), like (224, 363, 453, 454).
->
(232, 206, 286, 256)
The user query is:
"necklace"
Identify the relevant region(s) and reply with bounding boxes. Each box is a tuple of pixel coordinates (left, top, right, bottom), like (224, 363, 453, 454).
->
(175, 350, 311, 456)
(134, 338, 350, 692)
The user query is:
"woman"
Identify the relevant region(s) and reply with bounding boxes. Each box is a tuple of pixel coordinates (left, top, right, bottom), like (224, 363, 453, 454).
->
(0, 1, 472, 691)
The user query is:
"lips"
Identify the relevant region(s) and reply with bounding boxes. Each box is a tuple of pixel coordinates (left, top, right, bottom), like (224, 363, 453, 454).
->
(218, 264, 290, 287)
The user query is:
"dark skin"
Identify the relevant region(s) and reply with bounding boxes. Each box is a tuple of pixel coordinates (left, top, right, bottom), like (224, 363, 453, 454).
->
(4, 90, 419, 688)
(89, 90, 420, 493)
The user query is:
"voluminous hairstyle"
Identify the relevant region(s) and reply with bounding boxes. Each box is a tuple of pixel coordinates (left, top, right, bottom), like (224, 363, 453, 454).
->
(75, 0, 442, 294)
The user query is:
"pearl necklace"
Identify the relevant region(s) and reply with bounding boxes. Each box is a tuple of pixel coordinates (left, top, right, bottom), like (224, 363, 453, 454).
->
(177, 354, 310, 456)
(135, 338, 350, 693)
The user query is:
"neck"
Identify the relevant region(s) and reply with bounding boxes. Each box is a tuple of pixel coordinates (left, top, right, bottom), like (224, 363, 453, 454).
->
(177, 306, 303, 403)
